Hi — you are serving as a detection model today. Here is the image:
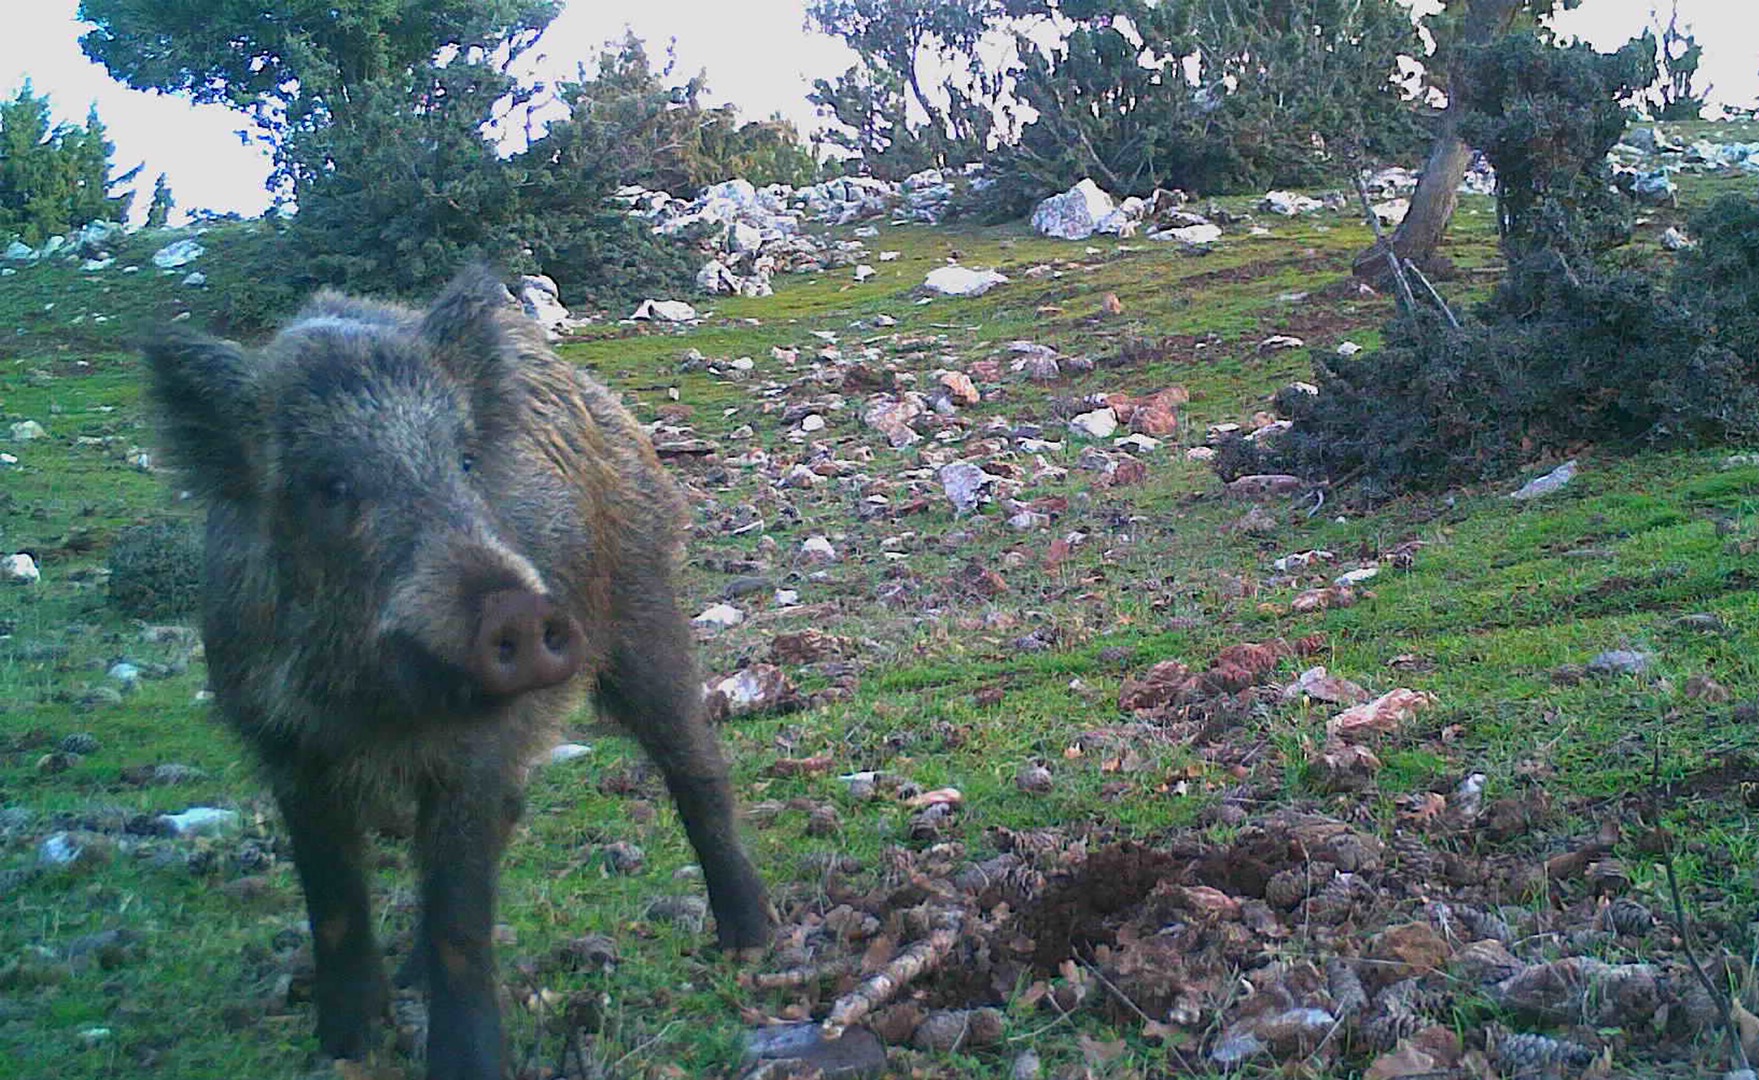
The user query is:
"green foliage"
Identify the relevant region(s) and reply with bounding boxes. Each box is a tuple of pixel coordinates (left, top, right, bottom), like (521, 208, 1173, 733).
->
(807, 0, 1006, 178)
(0, 84, 138, 244)
(107, 519, 204, 620)
(144, 172, 173, 228)
(1223, 31, 1757, 496)
(985, 0, 1429, 212)
(77, 0, 559, 193)
(1455, 31, 1656, 252)
(286, 63, 526, 298)
(1645, 1, 1709, 121)
(1675, 193, 1759, 369)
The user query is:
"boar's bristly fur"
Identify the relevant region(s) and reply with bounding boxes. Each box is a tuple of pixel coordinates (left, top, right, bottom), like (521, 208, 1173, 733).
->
(144, 266, 772, 1079)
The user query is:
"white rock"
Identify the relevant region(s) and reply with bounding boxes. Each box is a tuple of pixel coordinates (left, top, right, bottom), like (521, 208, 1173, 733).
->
(1258, 335, 1306, 351)
(3, 240, 34, 262)
(853, 264, 876, 282)
(799, 413, 826, 432)
(774, 589, 800, 607)
(1158, 223, 1223, 244)
(1032, 179, 1118, 240)
(38, 833, 83, 866)
(939, 461, 990, 515)
(547, 743, 593, 764)
(1273, 550, 1335, 571)
(1508, 459, 1578, 501)
(1335, 567, 1379, 587)
(2, 553, 39, 584)
(923, 265, 1009, 297)
(727, 221, 763, 254)
(81, 257, 114, 272)
(1660, 226, 1694, 251)
(151, 238, 205, 268)
(1114, 433, 1160, 452)
(1068, 408, 1119, 439)
(158, 807, 241, 837)
(1186, 446, 1217, 462)
(1371, 198, 1410, 226)
(107, 662, 141, 687)
(631, 299, 698, 322)
(800, 535, 838, 562)
(1260, 191, 1323, 216)
(878, 250, 901, 262)
(0, 453, 18, 468)
(517, 274, 576, 336)
(693, 603, 745, 629)
(1336, 341, 1363, 357)
(182, 271, 206, 286)
(9, 420, 47, 441)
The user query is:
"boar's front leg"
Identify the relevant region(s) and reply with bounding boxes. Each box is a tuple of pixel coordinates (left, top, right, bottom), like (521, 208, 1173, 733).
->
(277, 778, 386, 1060)
(412, 776, 519, 1080)
(601, 614, 773, 952)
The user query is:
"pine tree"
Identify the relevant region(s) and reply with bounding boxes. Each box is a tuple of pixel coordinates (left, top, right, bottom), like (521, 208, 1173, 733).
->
(145, 172, 174, 227)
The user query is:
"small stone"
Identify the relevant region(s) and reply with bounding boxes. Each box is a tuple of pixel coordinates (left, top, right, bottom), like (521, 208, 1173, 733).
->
(1587, 649, 1650, 677)
(923, 266, 1008, 297)
(693, 603, 745, 630)
(1015, 764, 1054, 793)
(1508, 460, 1577, 501)
(800, 535, 838, 563)
(9, 420, 48, 441)
(157, 807, 241, 837)
(743, 1023, 886, 1078)
(3, 553, 40, 584)
(547, 743, 592, 764)
(1067, 408, 1119, 439)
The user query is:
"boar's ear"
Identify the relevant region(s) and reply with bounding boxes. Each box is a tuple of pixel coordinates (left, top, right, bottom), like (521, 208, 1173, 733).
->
(419, 264, 523, 432)
(143, 327, 262, 501)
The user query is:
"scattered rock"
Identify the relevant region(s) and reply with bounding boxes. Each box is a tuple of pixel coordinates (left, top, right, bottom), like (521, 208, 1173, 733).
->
(3, 553, 40, 584)
(923, 265, 1009, 297)
(631, 299, 698, 322)
(692, 603, 745, 630)
(9, 420, 47, 441)
(1031, 178, 1118, 241)
(1508, 459, 1577, 501)
(1587, 649, 1650, 677)
(742, 1023, 886, 1079)
(151, 238, 205, 269)
(704, 665, 800, 721)
(157, 807, 241, 838)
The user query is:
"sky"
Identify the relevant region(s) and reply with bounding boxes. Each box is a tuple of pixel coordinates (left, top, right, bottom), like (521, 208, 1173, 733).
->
(1, 0, 1754, 223)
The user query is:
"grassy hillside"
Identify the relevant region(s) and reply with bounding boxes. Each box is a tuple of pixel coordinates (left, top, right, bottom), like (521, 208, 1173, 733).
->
(2, 161, 1756, 1079)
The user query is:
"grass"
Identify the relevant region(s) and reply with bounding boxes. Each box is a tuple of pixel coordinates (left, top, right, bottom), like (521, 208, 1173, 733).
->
(1, 154, 1757, 1079)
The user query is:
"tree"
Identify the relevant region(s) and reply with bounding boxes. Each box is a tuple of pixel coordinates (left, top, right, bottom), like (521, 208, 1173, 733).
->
(77, 0, 559, 193)
(145, 172, 174, 228)
(1645, 1, 1709, 121)
(0, 83, 137, 244)
(988, 0, 1426, 209)
(1351, 0, 1575, 284)
(807, 0, 1008, 177)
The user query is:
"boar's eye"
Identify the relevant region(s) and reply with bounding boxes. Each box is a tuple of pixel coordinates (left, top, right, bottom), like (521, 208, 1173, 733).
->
(460, 453, 476, 475)
(316, 476, 353, 508)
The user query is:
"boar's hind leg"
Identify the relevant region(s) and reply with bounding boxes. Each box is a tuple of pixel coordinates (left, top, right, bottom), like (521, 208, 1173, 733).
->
(278, 782, 385, 1060)
(601, 619, 773, 951)
(412, 778, 519, 1080)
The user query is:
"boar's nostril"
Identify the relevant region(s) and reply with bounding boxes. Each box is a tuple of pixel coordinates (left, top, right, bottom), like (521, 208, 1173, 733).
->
(473, 590, 583, 698)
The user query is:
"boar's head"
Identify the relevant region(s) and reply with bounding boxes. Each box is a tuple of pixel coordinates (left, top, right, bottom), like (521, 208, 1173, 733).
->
(144, 268, 584, 720)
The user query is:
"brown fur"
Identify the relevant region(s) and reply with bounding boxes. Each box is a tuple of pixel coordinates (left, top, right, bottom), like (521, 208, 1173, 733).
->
(144, 267, 771, 1080)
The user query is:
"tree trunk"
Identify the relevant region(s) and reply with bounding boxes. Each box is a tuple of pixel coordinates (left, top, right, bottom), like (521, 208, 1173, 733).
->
(1353, 0, 1523, 284)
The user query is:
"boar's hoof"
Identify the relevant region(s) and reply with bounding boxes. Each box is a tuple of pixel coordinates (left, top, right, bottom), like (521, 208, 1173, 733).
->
(472, 590, 583, 696)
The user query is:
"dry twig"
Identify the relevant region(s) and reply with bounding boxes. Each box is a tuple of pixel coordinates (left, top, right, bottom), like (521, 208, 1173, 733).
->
(821, 907, 964, 1039)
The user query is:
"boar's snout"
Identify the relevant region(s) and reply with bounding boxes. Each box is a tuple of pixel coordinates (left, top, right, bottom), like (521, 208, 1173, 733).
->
(471, 590, 584, 697)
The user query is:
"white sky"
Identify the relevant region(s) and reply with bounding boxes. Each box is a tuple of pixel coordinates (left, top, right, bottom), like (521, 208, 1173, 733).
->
(1, 0, 1753, 222)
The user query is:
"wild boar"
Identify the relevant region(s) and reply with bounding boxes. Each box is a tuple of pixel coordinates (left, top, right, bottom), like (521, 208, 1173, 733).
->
(144, 266, 771, 1078)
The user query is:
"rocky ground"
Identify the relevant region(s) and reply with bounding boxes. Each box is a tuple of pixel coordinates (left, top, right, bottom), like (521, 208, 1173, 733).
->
(2, 119, 1759, 1079)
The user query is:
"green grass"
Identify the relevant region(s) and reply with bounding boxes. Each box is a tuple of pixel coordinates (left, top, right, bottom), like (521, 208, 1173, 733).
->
(1, 157, 1757, 1078)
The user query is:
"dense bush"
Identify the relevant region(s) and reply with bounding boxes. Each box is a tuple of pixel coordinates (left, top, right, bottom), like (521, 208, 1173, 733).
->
(1218, 32, 1759, 497)
(0, 83, 138, 245)
(108, 520, 204, 620)
(983, 0, 1430, 214)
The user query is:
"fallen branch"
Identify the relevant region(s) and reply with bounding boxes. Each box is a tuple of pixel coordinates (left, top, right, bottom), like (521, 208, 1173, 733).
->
(751, 955, 860, 991)
(1402, 258, 1461, 329)
(1652, 742, 1751, 1073)
(1352, 171, 1418, 315)
(821, 907, 963, 1039)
